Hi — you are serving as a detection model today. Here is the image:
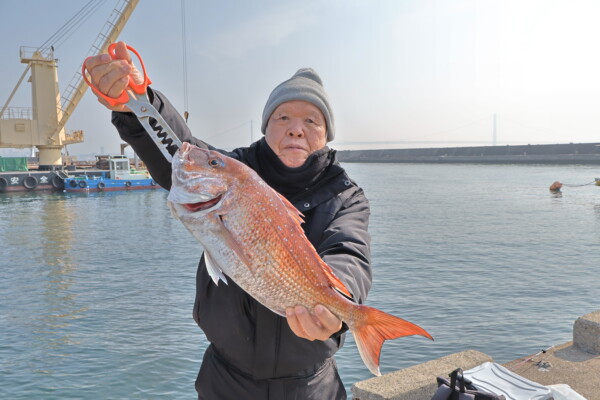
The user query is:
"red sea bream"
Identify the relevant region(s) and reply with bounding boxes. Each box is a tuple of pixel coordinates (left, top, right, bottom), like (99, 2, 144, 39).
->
(167, 142, 433, 376)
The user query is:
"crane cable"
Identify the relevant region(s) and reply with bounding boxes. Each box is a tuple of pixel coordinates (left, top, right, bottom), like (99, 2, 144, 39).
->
(38, 0, 108, 51)
(181, 0, 190, 123)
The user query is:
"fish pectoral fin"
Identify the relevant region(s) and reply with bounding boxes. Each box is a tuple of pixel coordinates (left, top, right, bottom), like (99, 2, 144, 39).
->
(204, 251, 228, 285)
(210, 213, 257, 274)
(319, 259, 353, 299)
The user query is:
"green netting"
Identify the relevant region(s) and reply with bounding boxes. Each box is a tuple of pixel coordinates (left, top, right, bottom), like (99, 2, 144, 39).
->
(0, 157, 28, 172)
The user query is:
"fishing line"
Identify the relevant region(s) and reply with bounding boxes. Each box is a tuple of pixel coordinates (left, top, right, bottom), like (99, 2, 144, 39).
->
(510, 344, 556, 372)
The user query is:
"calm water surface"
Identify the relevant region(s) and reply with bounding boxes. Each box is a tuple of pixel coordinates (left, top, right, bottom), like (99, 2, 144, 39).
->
(1, 163, 599, 399)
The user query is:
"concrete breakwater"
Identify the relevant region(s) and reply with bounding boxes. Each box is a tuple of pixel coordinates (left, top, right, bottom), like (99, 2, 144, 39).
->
(338, 142, 600, 164)
(352, 310, 600, 399)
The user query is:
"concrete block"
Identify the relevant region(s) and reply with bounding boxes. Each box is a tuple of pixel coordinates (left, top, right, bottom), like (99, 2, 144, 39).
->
(351, 350, 493, 400)
(573, 310, 600, 355)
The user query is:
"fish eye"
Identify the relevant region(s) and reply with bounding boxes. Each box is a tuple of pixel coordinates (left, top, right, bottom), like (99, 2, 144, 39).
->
(208, 158, 224, 168)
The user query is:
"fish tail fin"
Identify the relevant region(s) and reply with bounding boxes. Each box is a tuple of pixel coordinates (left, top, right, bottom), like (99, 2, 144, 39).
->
(351, 306, 433, 376)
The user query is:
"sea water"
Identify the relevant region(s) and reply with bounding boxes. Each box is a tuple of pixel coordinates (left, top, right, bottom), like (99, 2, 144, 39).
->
(1, 163, 599, 399)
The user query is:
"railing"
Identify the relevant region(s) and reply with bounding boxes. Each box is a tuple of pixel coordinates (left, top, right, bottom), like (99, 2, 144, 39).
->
(20, 46, 54, 61)
(0, 107, 33, 120)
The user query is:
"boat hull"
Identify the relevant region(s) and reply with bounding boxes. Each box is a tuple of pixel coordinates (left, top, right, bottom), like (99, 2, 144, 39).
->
(63, 177, 159, 192)
(0, 171, 64, 192)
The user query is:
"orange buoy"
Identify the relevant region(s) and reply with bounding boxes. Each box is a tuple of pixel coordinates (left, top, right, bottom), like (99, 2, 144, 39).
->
(549, 181, 563, 192)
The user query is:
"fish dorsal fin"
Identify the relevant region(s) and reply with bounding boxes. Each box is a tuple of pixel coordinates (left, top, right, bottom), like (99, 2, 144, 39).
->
(204, 251, 228, 285)
(319, 258, 353, 299)
(275, 192, 304, 226)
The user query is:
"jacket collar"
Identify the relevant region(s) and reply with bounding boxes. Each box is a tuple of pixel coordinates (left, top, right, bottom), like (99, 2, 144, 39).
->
(244, 138, 353, 213)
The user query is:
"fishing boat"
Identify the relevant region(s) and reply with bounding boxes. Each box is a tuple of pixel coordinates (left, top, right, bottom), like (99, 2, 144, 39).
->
(63, 155, 158, 192)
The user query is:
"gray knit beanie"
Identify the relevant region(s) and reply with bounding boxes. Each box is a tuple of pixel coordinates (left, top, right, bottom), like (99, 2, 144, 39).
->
(261, 68, 335, 142)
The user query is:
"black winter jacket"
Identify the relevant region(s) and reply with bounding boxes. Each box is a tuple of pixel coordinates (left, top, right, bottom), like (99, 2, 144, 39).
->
(111, 89, 372, 381)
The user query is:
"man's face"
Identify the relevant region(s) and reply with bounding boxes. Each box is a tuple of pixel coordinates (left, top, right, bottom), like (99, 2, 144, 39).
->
(265, 100, 327, 168)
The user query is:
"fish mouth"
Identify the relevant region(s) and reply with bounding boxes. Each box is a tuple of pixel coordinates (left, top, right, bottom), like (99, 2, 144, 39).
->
(182, 194, 223, 212)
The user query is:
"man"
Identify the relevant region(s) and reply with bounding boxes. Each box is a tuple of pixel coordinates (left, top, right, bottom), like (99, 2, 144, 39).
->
(86, 41, 372, 399)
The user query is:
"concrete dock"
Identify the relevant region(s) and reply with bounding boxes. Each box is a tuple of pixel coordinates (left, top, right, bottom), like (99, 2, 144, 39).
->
(352, 310, 600, 399)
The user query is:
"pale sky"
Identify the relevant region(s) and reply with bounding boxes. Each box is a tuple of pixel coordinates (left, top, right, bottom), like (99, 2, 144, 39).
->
(1, 0, 600, 158)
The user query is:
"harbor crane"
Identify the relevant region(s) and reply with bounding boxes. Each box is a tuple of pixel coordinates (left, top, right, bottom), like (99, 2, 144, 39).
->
(0, 0, 139, 169)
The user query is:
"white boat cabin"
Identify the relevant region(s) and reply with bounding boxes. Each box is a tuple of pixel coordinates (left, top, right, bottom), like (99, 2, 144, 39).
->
(108, 155, 136, 180)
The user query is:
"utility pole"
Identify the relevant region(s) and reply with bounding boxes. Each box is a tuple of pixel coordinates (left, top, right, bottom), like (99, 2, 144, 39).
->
(493, 113, 497, 146)
(250, 120, 253, 144)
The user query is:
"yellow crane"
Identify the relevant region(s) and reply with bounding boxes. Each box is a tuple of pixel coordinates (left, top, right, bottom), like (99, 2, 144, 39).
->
(0, 0, 139, 169)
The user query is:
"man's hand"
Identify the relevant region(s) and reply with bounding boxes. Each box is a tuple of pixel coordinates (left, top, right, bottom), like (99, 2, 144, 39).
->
(286, 304, 343, 341)
(84, 41, 144, 112)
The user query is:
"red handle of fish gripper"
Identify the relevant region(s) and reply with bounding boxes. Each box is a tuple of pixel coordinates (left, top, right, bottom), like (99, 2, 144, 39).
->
(107, 43, 152, 94)
(81, 43, 152, 107)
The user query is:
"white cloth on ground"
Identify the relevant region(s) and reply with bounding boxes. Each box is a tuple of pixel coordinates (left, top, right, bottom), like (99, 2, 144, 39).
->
(547, 384, 587, 400)
(463, 362, 552, 400)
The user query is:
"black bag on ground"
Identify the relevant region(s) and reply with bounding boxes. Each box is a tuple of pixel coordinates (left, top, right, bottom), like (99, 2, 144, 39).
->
(431, 368, 506, 400)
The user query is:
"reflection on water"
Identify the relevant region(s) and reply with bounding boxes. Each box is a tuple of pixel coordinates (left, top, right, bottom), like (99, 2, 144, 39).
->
(1, 189, 190, 399)
(1, 192, 88, 375)
(35, 195, 87, 372)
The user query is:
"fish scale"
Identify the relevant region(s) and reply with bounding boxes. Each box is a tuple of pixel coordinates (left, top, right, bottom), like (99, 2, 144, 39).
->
(224, 198, 326, 315)
(172, 167, 328, 312)
(167, 142, 433, 376)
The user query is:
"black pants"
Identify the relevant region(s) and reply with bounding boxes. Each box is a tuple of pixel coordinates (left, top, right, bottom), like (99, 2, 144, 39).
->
(196, 345, 346, 400)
